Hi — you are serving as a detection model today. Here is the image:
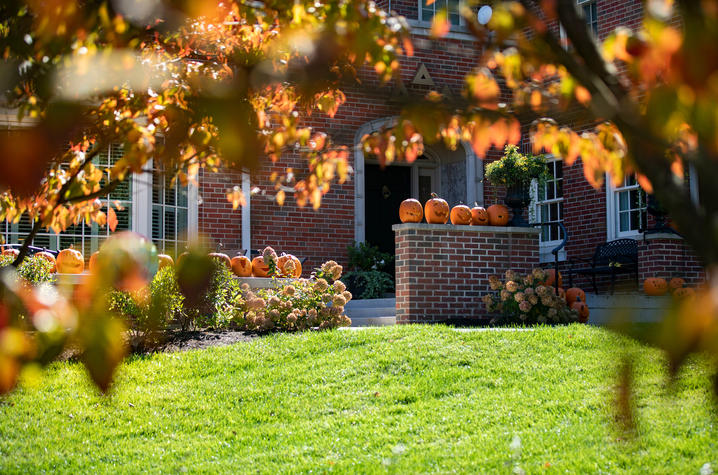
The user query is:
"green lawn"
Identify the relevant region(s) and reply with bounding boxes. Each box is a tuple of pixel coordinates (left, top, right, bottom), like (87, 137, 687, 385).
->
(1, 325, 716, 474)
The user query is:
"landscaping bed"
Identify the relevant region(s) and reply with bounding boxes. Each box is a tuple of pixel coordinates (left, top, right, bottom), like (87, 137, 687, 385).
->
(1, 325, 716, 473)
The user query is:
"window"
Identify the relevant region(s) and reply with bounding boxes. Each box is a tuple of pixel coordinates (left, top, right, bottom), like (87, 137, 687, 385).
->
(560, 0, 598, 49)
(152, 163, 190, 259)
(532, 157, 565, 262)
(579, 0, 598, 37)
(420, 0, 462, 26)
(2, 143, 133, 257)
(1, 140, 198, 257)
(606, 174, 647, 239)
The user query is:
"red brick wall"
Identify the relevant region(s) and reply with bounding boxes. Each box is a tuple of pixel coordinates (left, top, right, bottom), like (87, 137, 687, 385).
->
(394, 223, 539, 323)
(197, 0, 706, 287)
(639, 237, 706, 287)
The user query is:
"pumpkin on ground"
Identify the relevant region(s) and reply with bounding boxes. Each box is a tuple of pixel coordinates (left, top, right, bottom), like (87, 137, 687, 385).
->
(208, 252, 231, 269)
(543, 268, 563, 288)
(644, 277, 668, 296)
(231, 255, 253, 277)
(158, 254, 174, 269)
(566, 287, 585, 305)
(56, 248, 85, 274)
(278, 254, 302, 278)
(251, 256, 271, 277)
(571, 301, 590, 323)
(399, 198, 423, 223)
(34, 251, 57, 273)
(470, 205, 489, 225)
(669, 277, 685, 292)
(450, 204, 472, 225)
(424, 193, 450, 224)
(487, 204, 509, 226)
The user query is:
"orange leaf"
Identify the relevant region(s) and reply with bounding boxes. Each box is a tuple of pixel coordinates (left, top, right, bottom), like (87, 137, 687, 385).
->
(575, 86, 591, 105)
(635, 173, 654, 194)
(430, 10, 450, 38)
(108, 207, 118, 232)
(670, 156, 684, 178)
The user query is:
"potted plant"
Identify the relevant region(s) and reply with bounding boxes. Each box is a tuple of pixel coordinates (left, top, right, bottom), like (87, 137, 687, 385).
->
(484, 145, 549, 226)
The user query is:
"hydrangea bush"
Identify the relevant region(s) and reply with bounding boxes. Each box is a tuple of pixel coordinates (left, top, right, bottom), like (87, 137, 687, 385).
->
(482, 268, 579, 325)
(231, 259, 352, 331)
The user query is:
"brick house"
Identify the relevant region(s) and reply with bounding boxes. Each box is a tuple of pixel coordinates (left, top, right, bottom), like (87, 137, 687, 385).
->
(1, 0, 706, 290)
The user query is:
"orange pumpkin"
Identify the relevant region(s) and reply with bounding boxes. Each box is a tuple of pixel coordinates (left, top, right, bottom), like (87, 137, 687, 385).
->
(643, 277, 668, 296)
(673, 287, 695, 299)
(56, 248, 85, 274)
(1, 248, 19, 259)
(470, 205, 489, 225)
(251, 256, 271, 277)
(557, 287, 566, 301)
(158, 254, 174, 269)
(487, 204, 510, 226)
(399, 198, 423, 223)
(424, 193, 450, 224)
(450, 204, 472, 225)
(565, 287, 585, 305)
(34, 251, 57, 273)
(88, 251, 99, 273)
(571, 301, 590, 323)
(208, 252, 231, 269)
(278, 254, 302, 278)
(543, 269, 563, 288)
(669, 277, 685, 292)
(231, 255, 253, 277)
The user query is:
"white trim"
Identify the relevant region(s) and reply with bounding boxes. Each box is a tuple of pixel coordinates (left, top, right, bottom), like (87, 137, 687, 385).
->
(532, 155, 566, 262)
(187, 179, 199, 241)
(689, 163, 700, 206)
(133, 161, 152, 238)
(605, 174, 645, 240)
(241, 171, 251, 257)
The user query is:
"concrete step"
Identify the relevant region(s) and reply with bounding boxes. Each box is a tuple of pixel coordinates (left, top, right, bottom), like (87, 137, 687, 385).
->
(345, 297, 396, 309)
(346, 307, 396, 319)
(350, 316, 396, 327)
(585, 293, 670, 325)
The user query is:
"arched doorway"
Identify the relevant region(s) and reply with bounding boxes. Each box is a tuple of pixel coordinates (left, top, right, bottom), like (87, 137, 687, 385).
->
(354, 118, 484, 254)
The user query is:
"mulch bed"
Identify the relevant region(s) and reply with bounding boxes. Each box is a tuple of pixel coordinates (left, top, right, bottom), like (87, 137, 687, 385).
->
(57, 330, 261, 361)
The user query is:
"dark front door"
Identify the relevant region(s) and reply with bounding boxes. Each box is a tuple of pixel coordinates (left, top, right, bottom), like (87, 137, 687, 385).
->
(365, 164, 411, 256)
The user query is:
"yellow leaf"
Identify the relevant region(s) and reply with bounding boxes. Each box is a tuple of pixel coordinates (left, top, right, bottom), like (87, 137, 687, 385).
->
(276, 190, 285, 206)
(430, 10, 450, 38)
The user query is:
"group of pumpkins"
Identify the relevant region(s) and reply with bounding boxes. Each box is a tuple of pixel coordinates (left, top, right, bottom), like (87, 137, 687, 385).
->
(399, 194, 510, 226)
(541, 269, 590, 323)
(643, 276, 694, 297)
(1, 246, 302, 278)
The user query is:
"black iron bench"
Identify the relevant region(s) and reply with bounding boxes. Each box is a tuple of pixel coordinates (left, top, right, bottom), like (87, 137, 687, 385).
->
(568, 239, 638, 294)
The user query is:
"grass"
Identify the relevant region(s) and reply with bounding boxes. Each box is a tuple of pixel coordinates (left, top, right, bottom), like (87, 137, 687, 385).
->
(1, 325, 716, 474)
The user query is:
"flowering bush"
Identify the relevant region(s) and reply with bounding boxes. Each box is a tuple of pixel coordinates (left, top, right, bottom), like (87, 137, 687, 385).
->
(482, 268, 579, 325)
(0, 254, 54, 285)
(231, 260, 352, 331)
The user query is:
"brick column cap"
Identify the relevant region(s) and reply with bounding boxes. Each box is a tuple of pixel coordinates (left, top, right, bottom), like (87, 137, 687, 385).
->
(392, 223, 541, 235)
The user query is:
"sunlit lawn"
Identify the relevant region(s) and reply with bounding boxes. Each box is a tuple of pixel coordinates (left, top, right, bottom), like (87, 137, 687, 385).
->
(1, 325, 716, 473)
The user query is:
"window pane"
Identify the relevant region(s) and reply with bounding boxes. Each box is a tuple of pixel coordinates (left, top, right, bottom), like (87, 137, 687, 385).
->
(619, 211, 629, 232)
(152, 205, 163, 241)
(618, 190, 629, 210)
(164, 208, 176, 240)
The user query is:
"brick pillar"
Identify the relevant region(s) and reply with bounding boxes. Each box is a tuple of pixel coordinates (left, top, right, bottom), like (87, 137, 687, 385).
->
(638, 235, 706, 287)
(393, 223, 540, 324)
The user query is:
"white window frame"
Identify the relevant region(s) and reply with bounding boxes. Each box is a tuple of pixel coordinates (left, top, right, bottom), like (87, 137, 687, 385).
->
(531, 155, 566, 262)
(417, 0, 466, 27)
(559, 0, 599, 48)
(0, 128, 198, 254)
(605, 174, 647, 240)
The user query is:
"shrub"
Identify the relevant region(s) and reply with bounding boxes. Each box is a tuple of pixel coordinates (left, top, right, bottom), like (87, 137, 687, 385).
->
(108, 266, 184, 348)
(342, 269, 393, 299)
(231, 260, 352, 331)
(185, 261, 241, 330)
(345, 241, 394, 299)
(0, 254, 54, 285)
(481, 268, 579, 325)
(484, 145, 549, 187)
